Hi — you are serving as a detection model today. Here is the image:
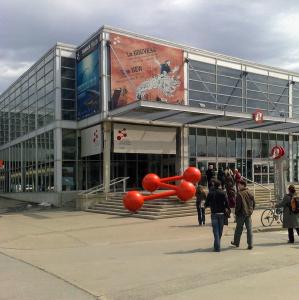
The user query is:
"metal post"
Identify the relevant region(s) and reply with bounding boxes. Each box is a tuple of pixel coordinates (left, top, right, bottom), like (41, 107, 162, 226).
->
(103, 121, 111, 194)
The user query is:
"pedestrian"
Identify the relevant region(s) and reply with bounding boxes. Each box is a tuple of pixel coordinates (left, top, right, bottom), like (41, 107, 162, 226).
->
(234, 169, 241, 191)
(224, 169, 236, 210)
(277, 185, 299, 243)
(206, 165, 215, 190)
(231, 179, 255, 250)
(217, 167, 225, 190)
(205, 179, 230, 252)
(195, 184, 206, 226)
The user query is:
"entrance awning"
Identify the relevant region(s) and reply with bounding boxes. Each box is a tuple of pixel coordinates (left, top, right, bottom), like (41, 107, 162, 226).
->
(108, 101, 299, 133)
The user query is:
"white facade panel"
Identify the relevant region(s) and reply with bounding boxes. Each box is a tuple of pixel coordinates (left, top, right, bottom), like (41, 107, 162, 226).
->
(246, 66, 268, 76)
(187, 53, 216, 65)
(268, 71, 289, 80)
(217, 60, 241, 70)
(114, 123, 176, 154)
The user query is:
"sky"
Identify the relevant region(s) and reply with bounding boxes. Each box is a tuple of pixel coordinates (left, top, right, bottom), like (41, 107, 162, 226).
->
(1, 0, 299, 93)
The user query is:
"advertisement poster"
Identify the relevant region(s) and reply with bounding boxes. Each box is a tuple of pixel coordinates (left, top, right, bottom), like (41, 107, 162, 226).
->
(110, 33, 184, 109)
(76, 38, 100, 120)
(114, 123, 176, 154)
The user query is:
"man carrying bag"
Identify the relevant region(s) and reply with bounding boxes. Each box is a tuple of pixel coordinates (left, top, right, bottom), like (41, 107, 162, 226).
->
(231, 179, 255, 250)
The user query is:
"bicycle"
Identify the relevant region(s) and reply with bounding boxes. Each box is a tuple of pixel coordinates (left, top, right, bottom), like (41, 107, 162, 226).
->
(261, 201, 283, 227)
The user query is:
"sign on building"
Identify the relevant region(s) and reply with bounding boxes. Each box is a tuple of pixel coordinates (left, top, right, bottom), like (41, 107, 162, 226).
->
(81, 125, 102, 157)
(114, 123, 176, 154)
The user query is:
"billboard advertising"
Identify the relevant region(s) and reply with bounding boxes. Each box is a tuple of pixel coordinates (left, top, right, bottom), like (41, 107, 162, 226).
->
(76, 38, 100, 120)
(114, 123, 176, 154)
(110, 33, 184, 109)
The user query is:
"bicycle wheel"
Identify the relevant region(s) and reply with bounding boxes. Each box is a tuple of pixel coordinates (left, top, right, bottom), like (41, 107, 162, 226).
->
(261, 209, 275, 227)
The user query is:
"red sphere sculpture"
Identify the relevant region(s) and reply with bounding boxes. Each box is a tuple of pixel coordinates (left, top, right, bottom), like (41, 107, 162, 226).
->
(123, 167, 201, 213)
(176, 180, 196, 202)
(183, 167, 202, 184)
(142, 173, 160, 192)
(123, 191, 144, 212)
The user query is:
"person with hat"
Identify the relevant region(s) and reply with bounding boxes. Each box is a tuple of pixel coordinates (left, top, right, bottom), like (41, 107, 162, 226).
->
(277, 185, 299, 243)
(234, 169, 241, 191)
(231, 179, 255, 249)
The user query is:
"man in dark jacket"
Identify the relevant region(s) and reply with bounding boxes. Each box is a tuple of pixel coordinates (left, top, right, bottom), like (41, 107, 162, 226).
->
(206, 165, 215, 190)
(231, 179, 255, 249)
(205, 179, 230, 252)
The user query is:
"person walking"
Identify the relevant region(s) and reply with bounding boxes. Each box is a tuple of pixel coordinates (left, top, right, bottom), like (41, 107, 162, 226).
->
(206, 165, 215, 190)
(217, 167, 225, 190)
(205, 179, 230, 252)
(234, 169, 241, 191)
(195, 185, 206, 226)
(277, 185, 299, 243)
(231, 179, 255, 249)
(224, 169, 236, 210)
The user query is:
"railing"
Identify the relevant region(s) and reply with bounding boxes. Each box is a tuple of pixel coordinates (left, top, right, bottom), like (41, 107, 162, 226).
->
(79, 177, 130, 197)
(242, 176, 273, 202)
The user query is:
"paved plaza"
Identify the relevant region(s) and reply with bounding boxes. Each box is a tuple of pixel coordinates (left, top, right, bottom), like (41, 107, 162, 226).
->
(0, 207, 298, 300)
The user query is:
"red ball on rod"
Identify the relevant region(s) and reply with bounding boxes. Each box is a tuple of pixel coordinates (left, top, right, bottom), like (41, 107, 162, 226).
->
(123, 191, 144, 212)
(183, 167, 201, 184)
(176, 180, 196, 202)
(142, 173, 161, 192)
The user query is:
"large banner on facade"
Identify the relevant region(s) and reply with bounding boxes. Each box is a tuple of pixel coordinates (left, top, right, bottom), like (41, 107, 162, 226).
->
(110, 33, 184, 108)
(81, 125, 102, 157)
(76, 37, 100, 120)
(114, 123, 176, 154)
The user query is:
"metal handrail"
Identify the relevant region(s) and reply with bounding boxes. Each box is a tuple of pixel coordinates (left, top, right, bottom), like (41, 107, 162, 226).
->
(242, 176, 272, 202)
(79, 177, 130, 197)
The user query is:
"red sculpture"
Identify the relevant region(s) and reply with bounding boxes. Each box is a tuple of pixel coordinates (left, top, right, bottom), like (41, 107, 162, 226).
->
(123, 167, 201, 212)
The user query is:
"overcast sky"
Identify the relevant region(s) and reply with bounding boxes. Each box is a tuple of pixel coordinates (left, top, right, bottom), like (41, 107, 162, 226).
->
(1, 0, 299, 93)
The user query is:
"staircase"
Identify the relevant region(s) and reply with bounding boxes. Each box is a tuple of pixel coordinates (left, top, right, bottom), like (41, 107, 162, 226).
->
(84, 184, 299, 219)
(86, 192, 198, 220)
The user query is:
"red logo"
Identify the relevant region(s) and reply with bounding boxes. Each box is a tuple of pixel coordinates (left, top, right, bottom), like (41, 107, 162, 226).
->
(270, 145, 285, 160)
(253, 110, 263, 123)
(117, 128, 127, 141)
(93, 129, 99, 143)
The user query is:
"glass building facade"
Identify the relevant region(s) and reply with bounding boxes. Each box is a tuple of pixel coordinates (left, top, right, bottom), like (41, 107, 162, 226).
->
(1, 26, 299, 202)
(0, 44, 76, 194)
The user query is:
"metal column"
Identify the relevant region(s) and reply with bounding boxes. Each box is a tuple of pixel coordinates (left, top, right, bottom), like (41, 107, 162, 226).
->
(103, 121, 111, 193)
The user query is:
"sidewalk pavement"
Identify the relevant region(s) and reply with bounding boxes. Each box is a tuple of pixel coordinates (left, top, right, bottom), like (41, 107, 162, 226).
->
(0, 208, 294, 300)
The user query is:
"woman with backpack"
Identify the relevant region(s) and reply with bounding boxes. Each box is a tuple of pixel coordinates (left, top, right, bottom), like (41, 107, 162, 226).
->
(277, 185, 299, 243)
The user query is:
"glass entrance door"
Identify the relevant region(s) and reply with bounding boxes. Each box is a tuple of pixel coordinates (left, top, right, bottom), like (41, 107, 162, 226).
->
(253, 161, 273, 184)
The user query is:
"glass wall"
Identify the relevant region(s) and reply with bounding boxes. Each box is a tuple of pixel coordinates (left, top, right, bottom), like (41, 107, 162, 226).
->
(62, 129, 77, 191)
(188, 60, 290, 118)
(189, 127, 290, 183)
(111, 153, 176, 189)
(0, 130, 54, 192)
(61, 57, 76, 120)
(0, 50, 55, 146)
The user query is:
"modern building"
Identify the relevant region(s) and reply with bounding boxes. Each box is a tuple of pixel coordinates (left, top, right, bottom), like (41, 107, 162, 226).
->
(1, 25, 299, 204)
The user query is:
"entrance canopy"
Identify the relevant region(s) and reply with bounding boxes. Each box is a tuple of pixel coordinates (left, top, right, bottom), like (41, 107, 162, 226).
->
(108, 101, 299, 133)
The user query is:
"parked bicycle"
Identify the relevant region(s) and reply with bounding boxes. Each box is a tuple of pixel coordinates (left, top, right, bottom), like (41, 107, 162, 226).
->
(261, 201, 283, 227)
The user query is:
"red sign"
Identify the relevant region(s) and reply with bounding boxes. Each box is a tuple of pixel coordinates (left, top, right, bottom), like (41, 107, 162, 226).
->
(252, 110, 264, 123)
(0, 160, 4, 169)
(110, 33, 184, 108)
(270, 146, 285, 160)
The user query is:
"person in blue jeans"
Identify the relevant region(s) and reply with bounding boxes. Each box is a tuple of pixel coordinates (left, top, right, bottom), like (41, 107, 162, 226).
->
(205, 179, 230, 252)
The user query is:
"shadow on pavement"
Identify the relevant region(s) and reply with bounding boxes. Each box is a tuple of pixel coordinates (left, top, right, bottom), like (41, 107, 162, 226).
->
(165, 246, 233, 254)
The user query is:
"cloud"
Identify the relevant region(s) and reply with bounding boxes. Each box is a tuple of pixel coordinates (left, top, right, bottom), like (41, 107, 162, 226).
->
(2, 0, 299, 92)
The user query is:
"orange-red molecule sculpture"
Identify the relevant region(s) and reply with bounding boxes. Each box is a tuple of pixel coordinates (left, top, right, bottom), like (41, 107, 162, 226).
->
(123, 167, 201, 212)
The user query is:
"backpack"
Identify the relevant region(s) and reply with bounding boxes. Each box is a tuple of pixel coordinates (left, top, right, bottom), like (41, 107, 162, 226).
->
(290, 197, 299, 214)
